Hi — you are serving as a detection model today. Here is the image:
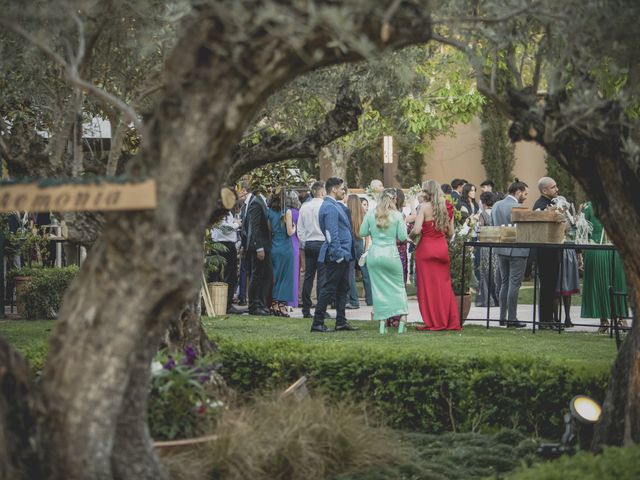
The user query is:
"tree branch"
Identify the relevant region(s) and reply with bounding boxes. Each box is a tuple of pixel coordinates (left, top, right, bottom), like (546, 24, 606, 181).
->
(0, 18, 143, 133)
(225, 83, 363, 182)
(431, 3, 539, 25)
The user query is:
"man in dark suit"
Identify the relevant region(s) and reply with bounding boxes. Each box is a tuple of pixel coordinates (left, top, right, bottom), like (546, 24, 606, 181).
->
(311, 177, 358, 333)
(450, 178, 467, 211)
(245, 183, 272, 316)
(236, 181, 251, 306)
(533, 176, 562, 329)
(491, 179, 529, 328)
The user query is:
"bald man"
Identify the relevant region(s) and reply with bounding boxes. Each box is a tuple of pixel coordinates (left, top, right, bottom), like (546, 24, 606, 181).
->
(533, 176, 562, 330)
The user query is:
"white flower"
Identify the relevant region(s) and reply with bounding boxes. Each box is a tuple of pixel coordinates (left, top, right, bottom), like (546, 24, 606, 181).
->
(150, 361, 163, 375)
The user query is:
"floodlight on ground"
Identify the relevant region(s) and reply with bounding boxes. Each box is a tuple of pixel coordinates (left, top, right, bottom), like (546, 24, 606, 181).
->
(538, 395, 602, 459)
(570, 395, 602, 424)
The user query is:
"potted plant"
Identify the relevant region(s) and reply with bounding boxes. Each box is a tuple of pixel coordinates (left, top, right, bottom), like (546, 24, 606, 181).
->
(2, 219, 53, 317)
(448, 224, 475, 322)
(204, 233, 228, 316)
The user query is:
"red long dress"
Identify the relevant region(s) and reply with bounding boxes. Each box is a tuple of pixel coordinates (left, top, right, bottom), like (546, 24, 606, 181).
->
(415, 207, 461, 331)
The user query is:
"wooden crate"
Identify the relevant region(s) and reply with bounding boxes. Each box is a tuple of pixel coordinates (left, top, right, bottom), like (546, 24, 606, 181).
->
(511, 208, 565, 243)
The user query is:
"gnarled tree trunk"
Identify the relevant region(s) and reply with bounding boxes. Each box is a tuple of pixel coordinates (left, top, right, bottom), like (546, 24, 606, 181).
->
(507, 92, 640, 448)
(14, 3, 433, 479)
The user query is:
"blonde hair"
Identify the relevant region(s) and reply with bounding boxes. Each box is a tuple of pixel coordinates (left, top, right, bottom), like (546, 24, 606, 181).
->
(375, 188, 397, 229)
(422, 180, 449, 232)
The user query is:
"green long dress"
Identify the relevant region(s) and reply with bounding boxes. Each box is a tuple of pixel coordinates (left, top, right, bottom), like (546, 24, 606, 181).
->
(359, 210, 409, 320)
(580, 202, 629, 318)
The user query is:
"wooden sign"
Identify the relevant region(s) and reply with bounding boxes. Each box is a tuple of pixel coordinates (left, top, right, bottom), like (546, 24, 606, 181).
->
(0, 179, 156, 213)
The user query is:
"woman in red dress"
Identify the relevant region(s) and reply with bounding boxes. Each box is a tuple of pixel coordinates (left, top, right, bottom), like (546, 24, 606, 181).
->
(411, 180, 461, 331)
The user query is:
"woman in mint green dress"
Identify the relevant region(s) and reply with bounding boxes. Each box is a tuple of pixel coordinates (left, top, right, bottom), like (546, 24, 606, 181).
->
(359, 188, 409, 333)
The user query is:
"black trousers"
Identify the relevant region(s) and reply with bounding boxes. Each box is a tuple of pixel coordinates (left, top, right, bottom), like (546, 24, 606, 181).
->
(537, 248, 561, 324)
(312, 260, 349, 327)
(248, 250, 272, 313)
(209, 241, 237, 309)
(301, 241, 326, 316)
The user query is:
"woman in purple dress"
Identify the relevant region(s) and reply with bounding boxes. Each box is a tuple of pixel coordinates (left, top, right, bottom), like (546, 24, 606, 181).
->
(286, 190, 301, 308)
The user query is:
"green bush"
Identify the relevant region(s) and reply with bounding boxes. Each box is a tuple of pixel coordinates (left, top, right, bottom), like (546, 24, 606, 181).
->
(215, 339, 608, 438)
(148, 348, 224, 441)
(205, 395, 404, 480)
(13, 266, 78, 320)
(506, 444, 640, 480)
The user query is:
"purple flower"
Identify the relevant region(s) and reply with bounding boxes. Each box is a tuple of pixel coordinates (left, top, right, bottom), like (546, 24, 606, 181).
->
(183, 345, 197, 366)
(163, 355, 176, 370)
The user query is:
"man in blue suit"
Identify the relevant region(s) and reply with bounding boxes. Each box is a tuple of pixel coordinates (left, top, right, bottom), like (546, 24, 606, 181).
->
(311, 177, 358, 332)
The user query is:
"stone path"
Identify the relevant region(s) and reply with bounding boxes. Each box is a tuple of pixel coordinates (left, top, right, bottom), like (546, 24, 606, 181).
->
(289, 298, 633, 334)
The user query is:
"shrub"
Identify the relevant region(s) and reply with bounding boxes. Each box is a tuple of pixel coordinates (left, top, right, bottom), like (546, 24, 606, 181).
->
(215, 339, 609, 439)
(506, 444, 640, 480)
(204, 394, 405, 480)
(13, 266, 78, 319)
(148, 347, 225, 441)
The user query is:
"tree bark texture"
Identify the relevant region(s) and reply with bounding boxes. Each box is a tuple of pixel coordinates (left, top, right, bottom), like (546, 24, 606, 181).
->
(30, 3, 433, 479)
(507, 89, 640, 448)
(0, 338, 41, 480)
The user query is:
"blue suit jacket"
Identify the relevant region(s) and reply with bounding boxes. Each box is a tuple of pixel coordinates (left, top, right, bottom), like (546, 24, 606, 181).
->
(318, 196, 354, 263)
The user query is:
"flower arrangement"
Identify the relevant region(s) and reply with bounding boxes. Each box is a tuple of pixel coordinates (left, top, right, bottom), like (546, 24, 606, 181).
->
(448, 224, 474, 295)
(148, 346, 225, 441)
(552, 197, 592, 243)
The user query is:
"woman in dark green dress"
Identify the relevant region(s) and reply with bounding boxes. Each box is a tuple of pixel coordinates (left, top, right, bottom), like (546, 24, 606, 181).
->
(580, 201, 628, 331)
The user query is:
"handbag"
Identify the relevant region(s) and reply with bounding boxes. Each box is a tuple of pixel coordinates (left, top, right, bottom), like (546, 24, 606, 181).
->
(358, 250, 368, 267)
(409, 229, 422, 247)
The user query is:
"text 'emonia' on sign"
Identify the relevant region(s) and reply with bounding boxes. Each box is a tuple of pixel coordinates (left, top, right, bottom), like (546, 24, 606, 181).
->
(0, 179, 157, 213)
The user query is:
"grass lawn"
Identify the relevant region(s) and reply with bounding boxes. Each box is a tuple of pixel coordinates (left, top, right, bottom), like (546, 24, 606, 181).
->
(0, 315, 615, 374)
(203, 315, 615, 373)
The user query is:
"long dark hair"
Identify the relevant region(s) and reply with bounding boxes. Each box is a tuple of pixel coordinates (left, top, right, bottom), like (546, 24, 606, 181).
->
(347, 194, 364, 239)
(461, 183, 478, 212)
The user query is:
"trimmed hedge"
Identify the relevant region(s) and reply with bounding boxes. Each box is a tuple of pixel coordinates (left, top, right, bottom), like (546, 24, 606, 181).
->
(215, 338, 609, 438)
(507, 444, 640, 479)
(14, 266, 78, 319)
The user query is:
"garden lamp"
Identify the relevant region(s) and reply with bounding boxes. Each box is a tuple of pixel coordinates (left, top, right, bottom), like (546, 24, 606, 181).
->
(538, 395, 602, 459)
(570, 395, 602, 424)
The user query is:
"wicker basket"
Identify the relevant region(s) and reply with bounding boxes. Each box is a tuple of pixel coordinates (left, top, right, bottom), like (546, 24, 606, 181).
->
(208, 282, 228, 316)
(478, 226, 501, 243)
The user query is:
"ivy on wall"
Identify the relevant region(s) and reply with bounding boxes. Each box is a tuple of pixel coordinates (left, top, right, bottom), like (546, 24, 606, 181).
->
(480, 101, 515, 192)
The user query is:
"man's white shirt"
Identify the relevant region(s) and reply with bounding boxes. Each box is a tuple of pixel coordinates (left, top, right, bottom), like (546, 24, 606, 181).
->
(297, 197, 325, 248)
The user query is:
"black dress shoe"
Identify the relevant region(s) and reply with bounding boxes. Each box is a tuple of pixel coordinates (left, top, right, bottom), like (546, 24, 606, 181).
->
(335, 322, 359, 331)
(302, 312, 312, 319)
(507, 321, 526, 328)
(564, 319, 575, 328)
(345, 304, 359, 309)
(237, 300, 247, 306)
(499, 320, 506, 326)
(250, 308, 271, 316)
(311, 324, 334, 333)
(227, 306, 244, 314)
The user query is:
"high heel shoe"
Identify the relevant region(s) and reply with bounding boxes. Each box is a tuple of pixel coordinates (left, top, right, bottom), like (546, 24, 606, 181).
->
(398, 315, 407, 334)
(598, 318, 609, 333)
(379, 320, 387, 334)
(271, 304, 282, 317)
(278, 302, 290, 318)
